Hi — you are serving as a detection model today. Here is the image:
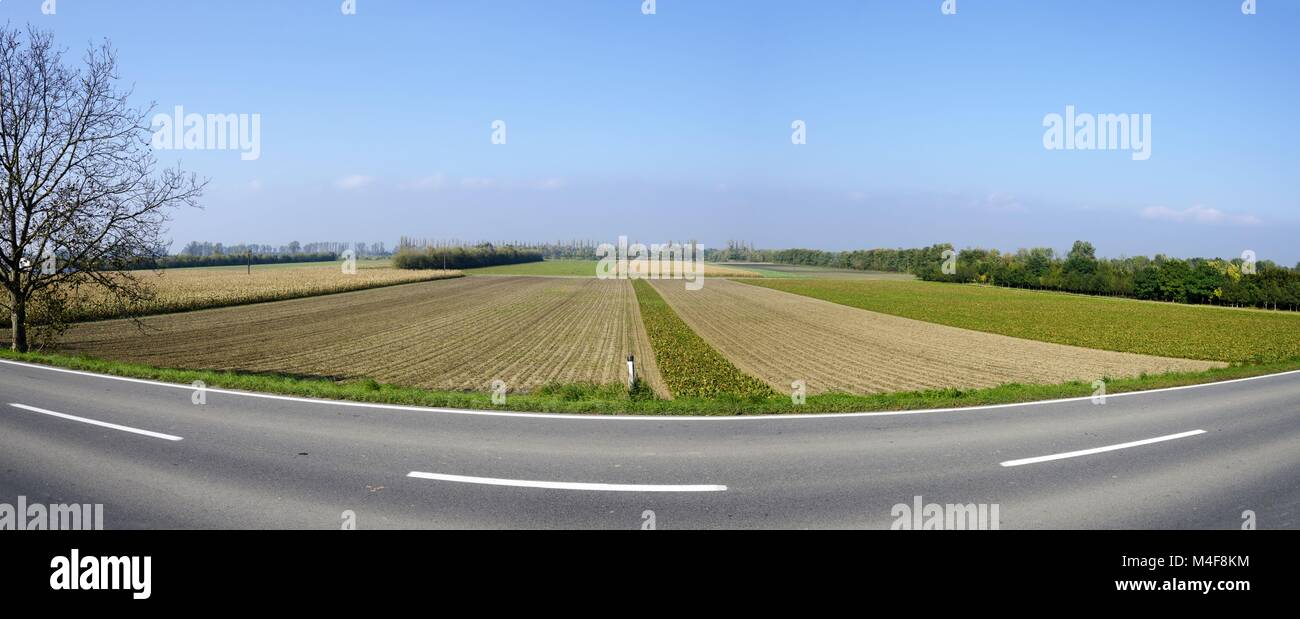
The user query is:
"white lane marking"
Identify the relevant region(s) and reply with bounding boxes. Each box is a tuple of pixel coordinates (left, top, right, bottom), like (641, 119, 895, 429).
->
(999, 429, 1206, 467)
(1, 357, 1297, 422)
(9, 403, 183, 441)
(407, 471, 726, 492)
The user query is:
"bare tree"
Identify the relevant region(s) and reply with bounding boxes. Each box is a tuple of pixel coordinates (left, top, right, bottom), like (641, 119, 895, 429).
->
(0, 26, 203, 351)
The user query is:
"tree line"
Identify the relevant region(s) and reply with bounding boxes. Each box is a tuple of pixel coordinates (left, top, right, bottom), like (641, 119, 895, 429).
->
(180, 240, 392, 257)
(714, 240, 1300, 311)
(393, 244, 544, 270)
(399, 237, 602, 260)
(130, 252, 340, 270)
(918, 241, 1300, 310)
(707, 243, 954, 274)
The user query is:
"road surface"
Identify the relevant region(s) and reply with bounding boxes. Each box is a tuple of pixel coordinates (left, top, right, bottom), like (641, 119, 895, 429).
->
(1, 358, 1297, 529)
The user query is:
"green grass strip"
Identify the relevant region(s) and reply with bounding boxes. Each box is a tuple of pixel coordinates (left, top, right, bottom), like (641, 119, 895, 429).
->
(631, 279, 775, 399)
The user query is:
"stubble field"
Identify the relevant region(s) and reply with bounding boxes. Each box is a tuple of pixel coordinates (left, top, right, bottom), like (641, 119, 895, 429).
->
(30, 262, 461, 324)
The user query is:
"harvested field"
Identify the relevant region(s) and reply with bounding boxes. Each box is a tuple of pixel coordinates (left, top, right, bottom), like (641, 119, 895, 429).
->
(651, 279, 1225, 395)
(35, 263, 460, 324)
(53, 277, 668, 396)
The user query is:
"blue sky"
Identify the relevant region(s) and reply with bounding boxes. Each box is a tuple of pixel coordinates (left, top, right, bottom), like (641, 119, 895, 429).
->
(7, 0, 1298, 262)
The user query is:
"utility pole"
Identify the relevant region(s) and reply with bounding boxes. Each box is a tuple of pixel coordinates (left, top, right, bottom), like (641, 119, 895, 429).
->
(247, 250, 252, 275)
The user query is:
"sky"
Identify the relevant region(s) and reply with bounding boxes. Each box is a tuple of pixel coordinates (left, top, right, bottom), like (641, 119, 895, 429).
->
(5, 0, 1297, 263)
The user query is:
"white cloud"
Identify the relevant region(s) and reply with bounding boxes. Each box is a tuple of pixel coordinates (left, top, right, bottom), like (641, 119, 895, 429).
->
(459, 177, 497, 189)
(1140, 205, 1261, 226)
(334, 174, 375, 190)
(402, 174, 446, 191)
(535, 178, 566, 190)
(976, 192, 1025, 213)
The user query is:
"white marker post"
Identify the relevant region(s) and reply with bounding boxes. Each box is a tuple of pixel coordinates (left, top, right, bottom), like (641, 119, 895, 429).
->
(627, 355, 637, 389)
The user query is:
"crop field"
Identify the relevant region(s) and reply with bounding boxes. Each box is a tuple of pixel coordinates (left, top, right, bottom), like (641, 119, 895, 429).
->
(743, 279, 1300, 364)
(467, 259, 761, 278)
(631, 280, 774, 399)
(650, 279, 1222, 395)
(32, 262, 459, 324)
(53, 276, 668, 395)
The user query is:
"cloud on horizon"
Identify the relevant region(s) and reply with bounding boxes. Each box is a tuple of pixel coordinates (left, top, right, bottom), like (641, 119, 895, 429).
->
(334, 175, 375, 190)
(1140, 205, 1261, 227)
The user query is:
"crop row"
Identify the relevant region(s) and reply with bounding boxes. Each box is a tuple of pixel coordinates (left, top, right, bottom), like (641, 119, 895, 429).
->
(631, 279, 774, 399)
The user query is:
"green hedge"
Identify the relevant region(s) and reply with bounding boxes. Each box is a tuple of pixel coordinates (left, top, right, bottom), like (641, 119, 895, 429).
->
(393, 245, 544, 270)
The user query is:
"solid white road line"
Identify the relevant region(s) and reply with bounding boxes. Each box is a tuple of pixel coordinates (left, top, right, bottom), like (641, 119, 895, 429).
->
(9, 403, 183, 442)
(407, 471, 727, 492)
(2, 356, 1298, 421)
(999, 429, 1206, 467)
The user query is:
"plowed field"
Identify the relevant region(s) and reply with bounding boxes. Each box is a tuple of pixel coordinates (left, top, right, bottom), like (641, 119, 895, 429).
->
(55, 277, 667, 396)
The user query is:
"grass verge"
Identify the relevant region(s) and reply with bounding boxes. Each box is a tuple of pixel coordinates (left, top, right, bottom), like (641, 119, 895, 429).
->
(1, 348, 1296, 416)
(631, 279, 775, 399)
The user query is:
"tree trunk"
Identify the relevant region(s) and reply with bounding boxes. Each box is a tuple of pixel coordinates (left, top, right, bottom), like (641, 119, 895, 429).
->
(10, 293, 27, 353)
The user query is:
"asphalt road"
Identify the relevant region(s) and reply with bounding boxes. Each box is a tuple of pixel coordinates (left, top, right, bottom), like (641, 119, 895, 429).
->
(1, 358, 1297, 529)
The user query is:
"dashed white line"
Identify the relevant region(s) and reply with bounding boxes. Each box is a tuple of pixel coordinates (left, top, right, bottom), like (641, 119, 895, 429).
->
(407, 471, 726, 492)
(9, 403, 183, 442)
(999, 429, 1206, 467)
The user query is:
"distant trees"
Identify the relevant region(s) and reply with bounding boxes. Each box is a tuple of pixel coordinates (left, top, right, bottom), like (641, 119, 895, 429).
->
(707, 244, 955, 275)
(393, 244, 544, 270)
(917, 242, 1300, 311)
(719, 238, 1299, 311)
(130, 252, 338, 270)
(178, 240, 391, 258)
(399, 237, 601, 260)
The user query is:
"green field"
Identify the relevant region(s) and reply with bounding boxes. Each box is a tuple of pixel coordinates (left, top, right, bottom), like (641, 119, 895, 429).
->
(743, 279, 1300, 364)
